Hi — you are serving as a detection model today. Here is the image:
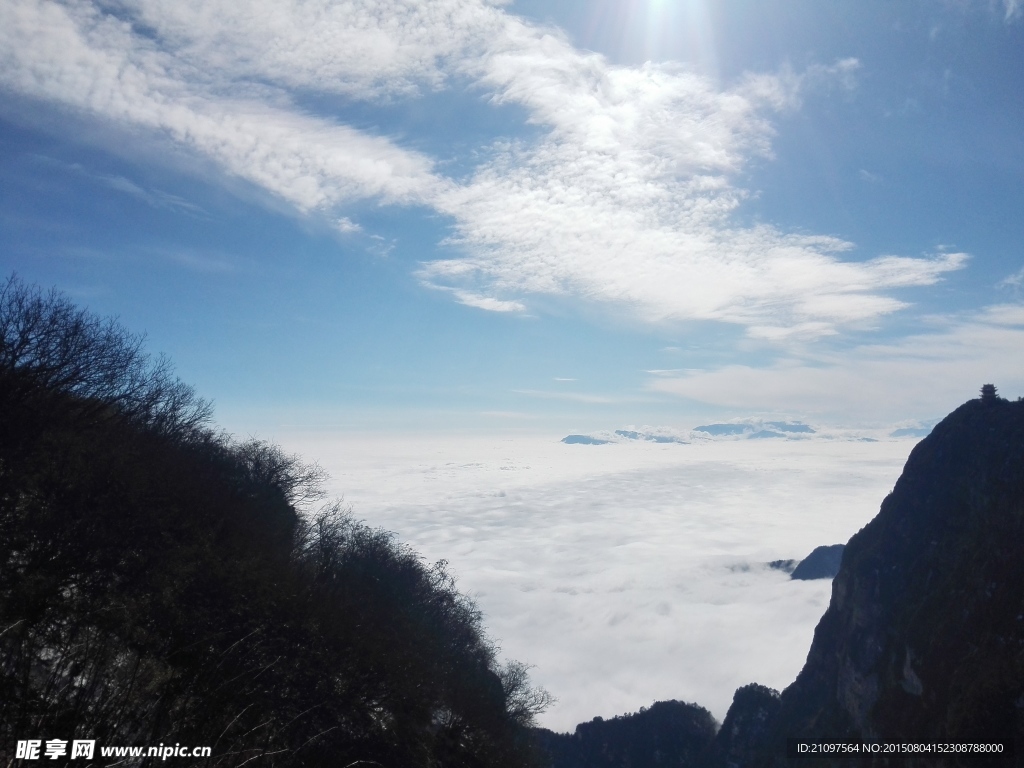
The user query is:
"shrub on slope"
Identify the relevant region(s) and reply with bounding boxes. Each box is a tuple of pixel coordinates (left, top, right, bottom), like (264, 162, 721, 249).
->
(0, 276, 548, 767)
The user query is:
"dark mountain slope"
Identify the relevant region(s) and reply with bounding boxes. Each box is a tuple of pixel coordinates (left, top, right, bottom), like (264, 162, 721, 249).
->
(709, 684, 780, 767)
(533, 700, 717, 768)
(739, 393, 1024, 765)
(790, 545, 845, 581)
(0, 276, 548, 767)
(540, 391, 1024, 768)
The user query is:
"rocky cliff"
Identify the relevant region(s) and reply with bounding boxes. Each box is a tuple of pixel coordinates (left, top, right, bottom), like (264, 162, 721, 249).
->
(738, 394, 1024, 765)
(540, 393, 1024, 768)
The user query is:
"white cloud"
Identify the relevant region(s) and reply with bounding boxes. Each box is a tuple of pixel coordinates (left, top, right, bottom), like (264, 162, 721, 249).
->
(116, 0, 505, 100)
(1004, 0, 1022, 22)
(999, 265, 1024, 290)
(451, 289, 526, 313)
(422, 41, 955, 335)
(334, 217, 362, 234)
(649, 303, 1024, 419)
(0, 0, 444, 212)
(278, 431, 915, 730)
(1, 0, 966, 337)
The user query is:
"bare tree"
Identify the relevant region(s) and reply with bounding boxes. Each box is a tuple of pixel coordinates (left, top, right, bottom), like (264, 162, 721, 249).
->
(0, 273, 211, 436)
(1, 274, 550, 767)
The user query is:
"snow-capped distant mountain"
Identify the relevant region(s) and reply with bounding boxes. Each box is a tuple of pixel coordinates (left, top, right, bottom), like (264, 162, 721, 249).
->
(692, 421, 815, 439)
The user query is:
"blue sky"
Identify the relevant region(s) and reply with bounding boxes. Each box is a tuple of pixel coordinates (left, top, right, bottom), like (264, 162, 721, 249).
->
(2, 0, 1023, 435)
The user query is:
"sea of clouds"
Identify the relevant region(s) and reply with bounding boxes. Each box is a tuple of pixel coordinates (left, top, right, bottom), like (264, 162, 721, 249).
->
(278, 430, 917, 732)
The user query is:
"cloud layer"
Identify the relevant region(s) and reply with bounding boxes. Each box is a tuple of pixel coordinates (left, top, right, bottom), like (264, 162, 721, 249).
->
(281, 432, 915, 730)
(0, 0, 969, 337)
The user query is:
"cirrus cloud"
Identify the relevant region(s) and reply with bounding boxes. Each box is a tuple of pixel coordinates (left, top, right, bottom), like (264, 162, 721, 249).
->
(1, 0, 967, 337)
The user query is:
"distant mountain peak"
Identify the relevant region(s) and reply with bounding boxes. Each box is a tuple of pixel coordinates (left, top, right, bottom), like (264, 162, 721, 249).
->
(692, 420, 816, 438)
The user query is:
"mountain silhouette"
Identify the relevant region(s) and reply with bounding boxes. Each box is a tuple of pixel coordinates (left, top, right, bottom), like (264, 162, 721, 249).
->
(542, 389, 1024, 767)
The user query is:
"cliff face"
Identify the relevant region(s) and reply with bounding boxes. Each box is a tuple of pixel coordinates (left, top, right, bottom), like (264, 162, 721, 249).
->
(541, 395, 1024, 768)
(762, 396, 1024, 758)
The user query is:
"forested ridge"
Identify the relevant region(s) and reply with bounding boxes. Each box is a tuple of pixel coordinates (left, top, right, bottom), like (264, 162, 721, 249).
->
(0, 276, 550, 767)
(533, 700, 718, 768)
